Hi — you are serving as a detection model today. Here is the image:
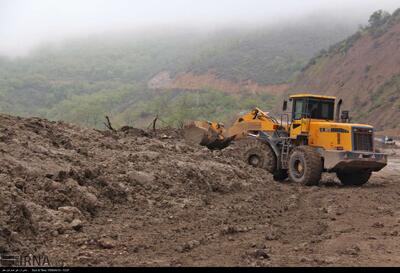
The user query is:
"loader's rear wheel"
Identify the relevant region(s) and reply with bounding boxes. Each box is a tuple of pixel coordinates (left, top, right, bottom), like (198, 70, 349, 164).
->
(288, 146, 322, 186)
(243, 139, 277, 174)
(336, 170, 372, 186)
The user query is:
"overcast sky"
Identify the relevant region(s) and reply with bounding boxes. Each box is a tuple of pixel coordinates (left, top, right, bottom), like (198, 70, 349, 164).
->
(0, 0, 399, 56)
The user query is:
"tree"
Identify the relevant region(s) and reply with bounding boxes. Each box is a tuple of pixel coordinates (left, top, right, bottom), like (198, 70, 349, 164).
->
(368, 10, 391, 28)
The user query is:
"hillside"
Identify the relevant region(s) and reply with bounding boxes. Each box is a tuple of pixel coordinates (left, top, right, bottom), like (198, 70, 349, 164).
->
(291, 9, 400, 131)
(0, 20, 356, 128)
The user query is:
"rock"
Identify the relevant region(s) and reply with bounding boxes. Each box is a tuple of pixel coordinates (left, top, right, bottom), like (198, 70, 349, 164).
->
(127, 245, 140, 254)
(323, 257, 337, 264)
(44, 179, 61, 191)
(175, 246, 184, 253)
(174, 144, 185, 153)
(98, 238, 116, 249)
(14, 178, 26, 190)
(70, 219, 83, 231)
(265, 230, 279, 241)
(127, 171, 156, 187)
(76, 255, 92, 264)
(84, 191, 98, 205)
(59, 206, 83, 223)
(65, 178, 79, 188)
(9, 231, 19, 242)
(187, 240, 200, 249)
(77, 147, 89, 156)
(221, 226, 238, 235)
(300, 257, 313, 263)
(372, 222, 385, 228)
(58, 206, 83, 217)
(179, 240, 201, 252)
(253, 249, 269, 259)
(314, 257, 336, 265)
(341, 245, 361, 256)
(78, 190, 99, 213)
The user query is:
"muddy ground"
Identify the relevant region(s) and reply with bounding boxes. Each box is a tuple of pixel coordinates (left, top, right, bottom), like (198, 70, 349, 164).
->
(0, 114, 400, 267)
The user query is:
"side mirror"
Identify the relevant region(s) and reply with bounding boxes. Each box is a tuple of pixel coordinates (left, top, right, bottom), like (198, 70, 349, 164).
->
(282, 100, 288, 112)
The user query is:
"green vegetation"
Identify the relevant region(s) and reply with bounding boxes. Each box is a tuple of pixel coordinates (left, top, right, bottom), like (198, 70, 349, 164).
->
(352, 74, 400, 125)
(114, 90, 277, 128)
(0, 21, 355, 128)
(370, 74, 400, 110)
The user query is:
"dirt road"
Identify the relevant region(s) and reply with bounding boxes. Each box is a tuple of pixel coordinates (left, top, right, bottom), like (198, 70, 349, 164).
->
(0, 114, 399, 267)
(45, 167, 400, 266)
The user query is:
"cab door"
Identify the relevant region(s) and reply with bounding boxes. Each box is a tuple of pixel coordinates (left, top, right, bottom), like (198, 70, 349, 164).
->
(289, 98, 310, 139)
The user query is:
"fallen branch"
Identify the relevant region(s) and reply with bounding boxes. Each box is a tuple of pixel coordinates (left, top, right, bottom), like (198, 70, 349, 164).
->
(104, 116, 116, 132)
(152, 115, 159, 132)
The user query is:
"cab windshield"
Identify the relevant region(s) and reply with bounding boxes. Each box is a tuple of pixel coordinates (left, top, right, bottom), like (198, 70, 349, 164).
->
(292, 98, 335, 120)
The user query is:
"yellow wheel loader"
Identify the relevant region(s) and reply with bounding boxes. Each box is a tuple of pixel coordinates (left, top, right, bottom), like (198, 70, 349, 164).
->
(184, 93, 387, 186)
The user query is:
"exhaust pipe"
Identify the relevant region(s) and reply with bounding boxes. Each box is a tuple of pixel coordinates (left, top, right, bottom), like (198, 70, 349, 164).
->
(335, 99, 343, 122)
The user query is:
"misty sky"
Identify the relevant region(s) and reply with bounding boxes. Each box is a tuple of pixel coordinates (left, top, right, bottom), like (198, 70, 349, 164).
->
(1, 0, 399, 56)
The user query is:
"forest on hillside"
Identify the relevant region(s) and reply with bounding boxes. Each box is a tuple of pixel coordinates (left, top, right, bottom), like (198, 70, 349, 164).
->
(0, 19, 356, 128)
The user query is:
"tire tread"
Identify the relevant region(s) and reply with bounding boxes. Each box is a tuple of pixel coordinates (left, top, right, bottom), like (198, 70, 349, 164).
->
(243, 139, 277, 173)
(288, 146, 322, 186)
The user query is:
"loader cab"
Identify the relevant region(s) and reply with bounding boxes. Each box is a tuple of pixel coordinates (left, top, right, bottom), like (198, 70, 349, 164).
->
(289, 94, 335, 121)
(286, 94, 336, 141)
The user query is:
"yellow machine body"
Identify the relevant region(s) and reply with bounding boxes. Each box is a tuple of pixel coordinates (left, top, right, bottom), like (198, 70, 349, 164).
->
(184, 93, 386, 172)
(184, 93, 387, 185)
(287, 94, 374, 152)
(183, 108, 281, 149)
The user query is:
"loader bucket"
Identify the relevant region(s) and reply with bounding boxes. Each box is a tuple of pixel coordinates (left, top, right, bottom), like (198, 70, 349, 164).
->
(183, 121, 233, 150)
(183, 122, 211, 147)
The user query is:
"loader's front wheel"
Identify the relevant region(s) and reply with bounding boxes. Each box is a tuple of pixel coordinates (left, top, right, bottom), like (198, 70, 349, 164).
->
(288, 146, 322, 186)
(243, 140, 277, 174)
(336, 170, 372, 186)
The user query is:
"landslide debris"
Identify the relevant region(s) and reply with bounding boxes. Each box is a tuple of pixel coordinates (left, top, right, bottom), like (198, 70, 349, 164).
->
(1, 114, 399, 267)
(0, 114, 275, 257)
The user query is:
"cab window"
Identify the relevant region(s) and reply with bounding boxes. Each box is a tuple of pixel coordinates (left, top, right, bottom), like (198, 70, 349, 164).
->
(292, 98, 334, 120)
(293, 99, 305, 120)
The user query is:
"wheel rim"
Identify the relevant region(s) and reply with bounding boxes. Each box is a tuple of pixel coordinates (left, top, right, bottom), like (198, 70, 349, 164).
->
(248, 155, 261, 167)
(292, 158, 305, 178)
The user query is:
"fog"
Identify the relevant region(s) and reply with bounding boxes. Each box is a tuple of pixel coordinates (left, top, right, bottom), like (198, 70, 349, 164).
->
(0, 0, 399, 56)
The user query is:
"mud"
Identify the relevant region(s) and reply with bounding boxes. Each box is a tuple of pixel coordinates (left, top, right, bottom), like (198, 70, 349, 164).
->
(0, 114, 400, 267)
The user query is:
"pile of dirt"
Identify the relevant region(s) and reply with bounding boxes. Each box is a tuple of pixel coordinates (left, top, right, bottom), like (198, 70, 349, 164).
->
(0, 114, 280, 263)
(1, 113, 400, 267)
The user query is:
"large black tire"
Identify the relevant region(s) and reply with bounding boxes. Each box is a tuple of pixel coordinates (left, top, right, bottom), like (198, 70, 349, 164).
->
(336, 170, 372, 186)
(243, 139, 277, 174)
(288, 146, 323, 186)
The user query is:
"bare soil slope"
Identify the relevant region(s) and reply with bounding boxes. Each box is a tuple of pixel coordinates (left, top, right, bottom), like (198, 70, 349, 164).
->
(1, 114, 400, 267)
(148, 71, 289, 95)
(291, 21, 400, 131)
